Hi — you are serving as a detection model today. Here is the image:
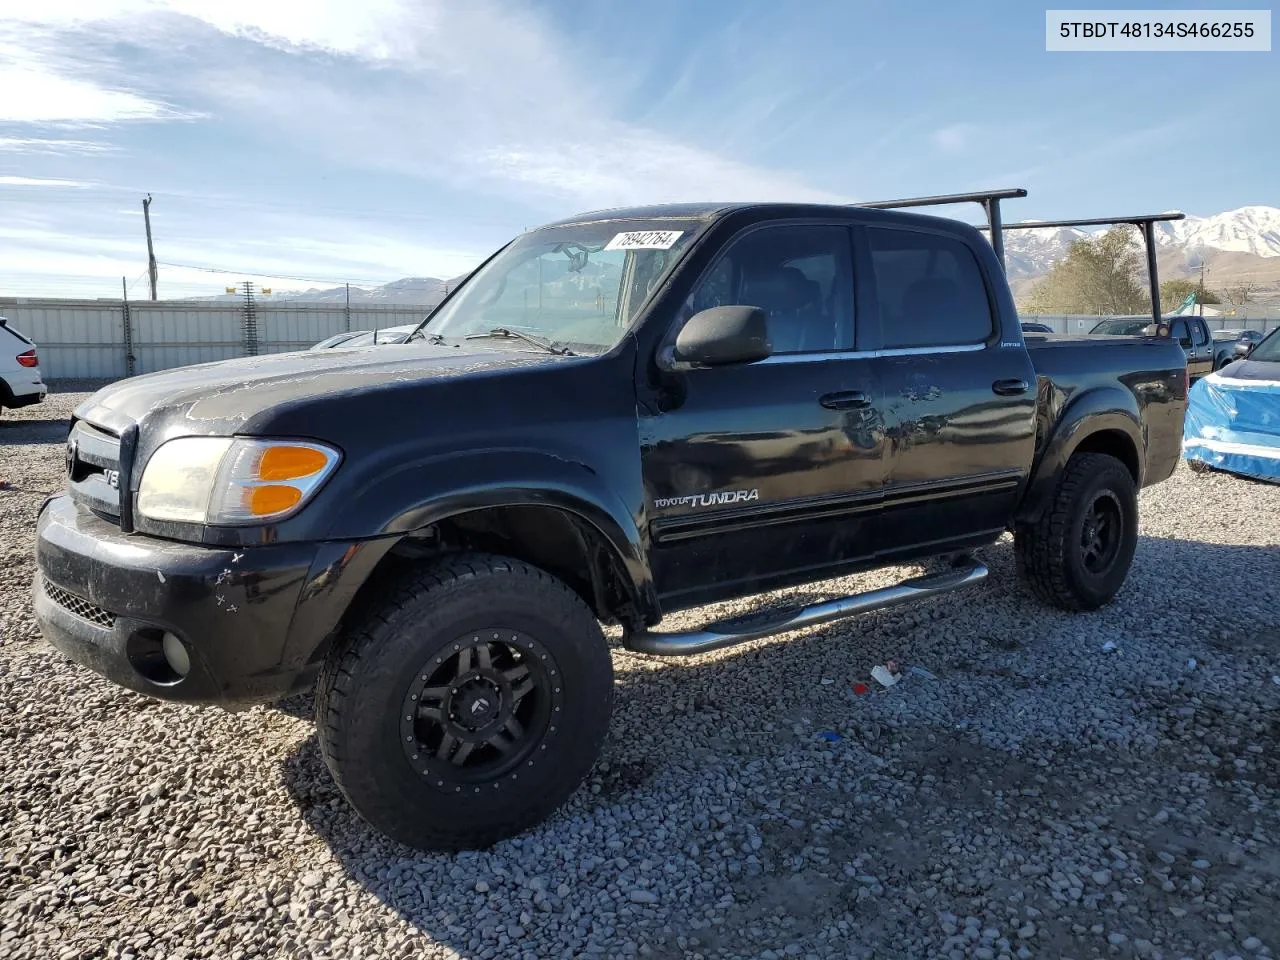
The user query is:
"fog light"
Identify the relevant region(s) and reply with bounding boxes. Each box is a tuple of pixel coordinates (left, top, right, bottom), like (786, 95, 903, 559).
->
(162, 632, 191, 677)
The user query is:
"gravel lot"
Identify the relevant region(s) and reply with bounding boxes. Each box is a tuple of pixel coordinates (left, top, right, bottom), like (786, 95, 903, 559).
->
(2, 386, 1278, 960)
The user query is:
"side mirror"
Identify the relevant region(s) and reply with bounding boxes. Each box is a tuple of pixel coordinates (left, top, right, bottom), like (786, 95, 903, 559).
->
(671, 306, 771, 367)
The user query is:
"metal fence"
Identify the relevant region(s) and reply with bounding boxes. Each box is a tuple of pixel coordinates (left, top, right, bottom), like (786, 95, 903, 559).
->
(0, 298, 437, 379)
(2, 297, 1278, 381)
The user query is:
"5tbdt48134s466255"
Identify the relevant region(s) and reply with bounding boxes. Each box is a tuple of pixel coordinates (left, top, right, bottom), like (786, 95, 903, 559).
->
(34, 189, 1188, 851)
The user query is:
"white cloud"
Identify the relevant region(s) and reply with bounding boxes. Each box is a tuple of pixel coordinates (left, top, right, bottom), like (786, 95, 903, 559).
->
(1, 0, 423, 59)
(0, 175, 94, 187)
(0, 0, 844, 296)
(0, 57, 186, 124)
(0, 137, 118, 154)
(932, 123, 976, 153)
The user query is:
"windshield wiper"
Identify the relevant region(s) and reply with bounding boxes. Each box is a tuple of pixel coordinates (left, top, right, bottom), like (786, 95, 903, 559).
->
(406, 327, 449, 344)
(464, 327, 575, 356)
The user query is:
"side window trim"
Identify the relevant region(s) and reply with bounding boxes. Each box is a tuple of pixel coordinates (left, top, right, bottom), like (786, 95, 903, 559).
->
(864, 223, 1000, 351)
(660, 218, 858, 359)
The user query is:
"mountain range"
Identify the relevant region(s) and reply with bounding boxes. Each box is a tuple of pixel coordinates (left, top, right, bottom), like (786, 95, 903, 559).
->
(256, 205, 1280, 306)
(1001, 205, 1280, 305)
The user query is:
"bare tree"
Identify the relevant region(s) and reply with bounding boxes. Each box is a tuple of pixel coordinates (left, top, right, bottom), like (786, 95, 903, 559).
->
(1223, 281, 1256, 306)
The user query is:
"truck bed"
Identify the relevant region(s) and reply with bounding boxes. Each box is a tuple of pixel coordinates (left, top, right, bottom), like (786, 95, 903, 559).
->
(1025, 334, 1186, 488)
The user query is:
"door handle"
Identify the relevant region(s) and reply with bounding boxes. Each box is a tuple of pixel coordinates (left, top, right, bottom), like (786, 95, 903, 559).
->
(992, 378, 1029, 396)
(820, 390, 871, 410)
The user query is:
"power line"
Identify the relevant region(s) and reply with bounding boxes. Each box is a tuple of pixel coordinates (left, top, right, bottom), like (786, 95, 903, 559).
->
(155, 260, 402, 286)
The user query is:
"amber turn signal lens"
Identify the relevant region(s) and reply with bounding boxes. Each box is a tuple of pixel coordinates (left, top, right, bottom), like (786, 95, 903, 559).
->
(249, 484, 303, 516)
(258, 445, 330, 481)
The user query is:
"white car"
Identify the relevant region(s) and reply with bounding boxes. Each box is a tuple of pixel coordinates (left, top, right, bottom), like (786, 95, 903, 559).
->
(0, 317, 47, 415)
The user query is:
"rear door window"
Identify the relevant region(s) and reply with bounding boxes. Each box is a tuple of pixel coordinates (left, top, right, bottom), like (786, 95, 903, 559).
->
(865, 228, 994, 349)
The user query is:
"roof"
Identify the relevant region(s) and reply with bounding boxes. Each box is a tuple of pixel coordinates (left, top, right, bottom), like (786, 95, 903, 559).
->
(540, 201, 979, 233)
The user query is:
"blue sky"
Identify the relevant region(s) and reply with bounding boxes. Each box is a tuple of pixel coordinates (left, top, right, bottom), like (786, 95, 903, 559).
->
(0, 0, 1275, 298)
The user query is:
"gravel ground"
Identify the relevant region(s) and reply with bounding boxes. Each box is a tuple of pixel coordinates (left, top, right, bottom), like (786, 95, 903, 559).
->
(2, 385, 1278, 960)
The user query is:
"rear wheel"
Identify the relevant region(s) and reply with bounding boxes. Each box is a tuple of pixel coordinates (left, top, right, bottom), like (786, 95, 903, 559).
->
(316, 552, 613, 851)
(1015, 452, 1138, 611)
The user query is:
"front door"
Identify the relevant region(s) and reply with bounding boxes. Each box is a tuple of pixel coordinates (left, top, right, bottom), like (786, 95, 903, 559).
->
(1187, 317, 1214, 377)
(862, 223, 1038, 558)
(639, 222, 886, 610)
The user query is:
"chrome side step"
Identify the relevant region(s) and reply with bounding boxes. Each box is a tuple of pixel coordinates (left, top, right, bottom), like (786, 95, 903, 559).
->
(623, 560, 988, 657)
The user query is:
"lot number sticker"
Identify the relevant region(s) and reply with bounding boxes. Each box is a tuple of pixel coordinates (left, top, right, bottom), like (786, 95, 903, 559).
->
(604, 230, 684, 251)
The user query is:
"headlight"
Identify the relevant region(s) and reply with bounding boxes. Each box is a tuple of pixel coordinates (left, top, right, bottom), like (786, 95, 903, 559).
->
(137, 437, 341, 525)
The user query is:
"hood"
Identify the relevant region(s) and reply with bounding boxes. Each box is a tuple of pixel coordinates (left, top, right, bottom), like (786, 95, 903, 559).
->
(75, 342, 566, 435)
(1216, 358, 1279, 383)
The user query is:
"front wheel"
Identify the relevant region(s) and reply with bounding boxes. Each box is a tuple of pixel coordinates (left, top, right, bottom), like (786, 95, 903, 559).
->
(1014, 452, 1138, 611)
(316, 553, 614, 851)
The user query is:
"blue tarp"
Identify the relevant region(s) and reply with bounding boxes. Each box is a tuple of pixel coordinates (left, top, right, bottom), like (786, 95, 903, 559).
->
(1183, 362, 1280, 483)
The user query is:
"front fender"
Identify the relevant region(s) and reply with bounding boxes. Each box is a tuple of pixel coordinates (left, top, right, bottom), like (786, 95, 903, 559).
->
(319, 448, 657, 621)
(1016, 386, 1143, 525)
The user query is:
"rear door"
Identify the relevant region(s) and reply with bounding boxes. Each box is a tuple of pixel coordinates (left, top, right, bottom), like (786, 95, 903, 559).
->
(862, 224, 1038, 559)
(640, 221, 886, 609)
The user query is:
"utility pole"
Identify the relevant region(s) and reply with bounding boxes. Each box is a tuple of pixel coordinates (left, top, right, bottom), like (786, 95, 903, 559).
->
(345, 282, 351, 331)
(241, 280, 260, 356)
(142, 194, 158, 300)
(121, 276, 136, 377)
(1197, 259, 1206, 318)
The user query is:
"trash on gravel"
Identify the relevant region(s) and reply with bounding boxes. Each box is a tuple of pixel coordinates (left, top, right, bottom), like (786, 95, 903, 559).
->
(820, 677, 834, 685)
(1100, 640, 1119, 653)
(1272, 676, 1280, 687)
(907, 665, 938, 681)
(871, 664, 900, 688)
(1186, 658, 1197, 670)
(851, 682, 869, 695)
(817, 731, 841, 742)
(0, 480, 12, 491)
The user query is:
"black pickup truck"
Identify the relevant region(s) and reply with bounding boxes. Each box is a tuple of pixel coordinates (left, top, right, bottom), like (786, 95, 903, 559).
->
(34, 190, 1188, 851)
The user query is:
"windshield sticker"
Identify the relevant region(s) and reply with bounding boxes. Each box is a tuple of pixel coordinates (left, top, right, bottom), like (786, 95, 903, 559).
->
(605, 230, 684, 251)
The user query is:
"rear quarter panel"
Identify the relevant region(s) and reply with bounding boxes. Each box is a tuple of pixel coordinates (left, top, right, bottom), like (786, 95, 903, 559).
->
(1018, 337, 1186, 521)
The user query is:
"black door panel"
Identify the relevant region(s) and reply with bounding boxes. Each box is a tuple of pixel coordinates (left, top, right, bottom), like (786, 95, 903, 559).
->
(641, 358, 884, 607)
(865, 226, 1037, 551)
(641, 222, 886, 609)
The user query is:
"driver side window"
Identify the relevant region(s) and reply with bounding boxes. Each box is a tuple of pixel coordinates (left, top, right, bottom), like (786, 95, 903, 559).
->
(680, 224, 853, 355)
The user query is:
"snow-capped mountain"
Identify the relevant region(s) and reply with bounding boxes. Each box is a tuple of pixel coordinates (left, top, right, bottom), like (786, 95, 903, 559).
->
(1152, 206, 1280, 259)
(1001, 205, 1280, 279)
(1002, 224, 1090, 278)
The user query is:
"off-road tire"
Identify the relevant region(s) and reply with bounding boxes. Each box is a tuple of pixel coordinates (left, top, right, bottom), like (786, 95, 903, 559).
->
(316, 552, 613, 851)
(1014, 452, 1138, 612)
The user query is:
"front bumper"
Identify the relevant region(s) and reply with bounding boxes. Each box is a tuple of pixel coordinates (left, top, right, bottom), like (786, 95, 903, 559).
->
(33, 495, 380, 705)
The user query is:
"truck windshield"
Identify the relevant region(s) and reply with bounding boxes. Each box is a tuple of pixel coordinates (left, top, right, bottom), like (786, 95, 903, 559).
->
(422, 220, 700, 354)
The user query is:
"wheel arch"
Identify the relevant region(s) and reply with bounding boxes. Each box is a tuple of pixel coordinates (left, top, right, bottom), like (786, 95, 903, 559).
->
(1016, 387, 1144, 525)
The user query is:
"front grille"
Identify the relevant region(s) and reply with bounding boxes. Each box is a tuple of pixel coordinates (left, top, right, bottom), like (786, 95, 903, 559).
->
(66, 420, 123, 524)
(43, 579, 116, 628)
